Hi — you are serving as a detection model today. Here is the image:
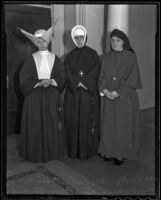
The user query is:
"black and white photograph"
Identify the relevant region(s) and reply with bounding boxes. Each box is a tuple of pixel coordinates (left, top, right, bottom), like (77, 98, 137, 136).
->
(1, 2, 160, 199)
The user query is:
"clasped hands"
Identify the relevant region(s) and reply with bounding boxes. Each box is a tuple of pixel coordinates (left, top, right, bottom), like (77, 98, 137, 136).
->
(78, 82, 88, 90)
(103, 89, 119, 100)
(37, 79, 57, 88)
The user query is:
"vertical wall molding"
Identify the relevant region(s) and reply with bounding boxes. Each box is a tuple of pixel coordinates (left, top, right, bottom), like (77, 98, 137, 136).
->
(75, 4, 86, 26)
(107, 5, 129, 35)
(51, 5, 64, 59)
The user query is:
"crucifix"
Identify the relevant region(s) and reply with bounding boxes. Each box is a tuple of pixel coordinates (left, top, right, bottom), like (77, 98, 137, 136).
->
(91, 128, 95, 135)
(79, 70, 84, 77)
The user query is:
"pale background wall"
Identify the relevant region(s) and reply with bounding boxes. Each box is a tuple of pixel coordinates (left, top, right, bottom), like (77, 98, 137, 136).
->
(64, 5, 75, 57)
(51, 5, 65, 59)
(84, 5, 104, 56)
(129, 5, 156, 109)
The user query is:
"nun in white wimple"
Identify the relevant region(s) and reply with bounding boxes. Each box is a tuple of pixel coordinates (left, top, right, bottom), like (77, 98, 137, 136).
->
(19, 26, 66, 162)
(64, 25, 101, 159)
(71, 25, 87, 48)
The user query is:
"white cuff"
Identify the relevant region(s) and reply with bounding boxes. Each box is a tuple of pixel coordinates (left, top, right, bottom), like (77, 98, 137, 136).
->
(51, 79, 58, 86)
(100, 92, 104, 96)
(34, 83, 40, 88)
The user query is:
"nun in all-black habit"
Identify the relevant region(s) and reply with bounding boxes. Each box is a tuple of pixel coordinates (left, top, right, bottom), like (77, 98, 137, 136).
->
(64, 25, 101, 159)
(98, 29, 142, 165)
(18, 26, 66, 162)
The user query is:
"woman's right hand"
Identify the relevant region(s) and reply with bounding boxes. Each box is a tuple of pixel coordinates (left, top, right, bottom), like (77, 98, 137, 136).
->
(41, 79, 51, 87)
(103, 89, 115, 100)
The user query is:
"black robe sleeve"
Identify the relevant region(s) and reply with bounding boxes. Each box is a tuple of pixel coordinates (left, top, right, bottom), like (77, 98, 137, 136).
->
(51, 56, 66, 93)
(81, 53, 101, 93)
(19, 56, 39, 97)
(116, 54, 142, 99)
(64, 56, 81, 93)
(98, 57, 107, 92)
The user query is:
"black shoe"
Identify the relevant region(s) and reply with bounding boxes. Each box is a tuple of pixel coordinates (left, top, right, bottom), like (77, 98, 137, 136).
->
(104, 157, 114, 162)
(113, 158, 124, 166)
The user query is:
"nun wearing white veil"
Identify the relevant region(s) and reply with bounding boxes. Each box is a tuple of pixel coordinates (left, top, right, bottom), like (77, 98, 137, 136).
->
(18, 26, 66, 162)
(64, 25, 101, 159)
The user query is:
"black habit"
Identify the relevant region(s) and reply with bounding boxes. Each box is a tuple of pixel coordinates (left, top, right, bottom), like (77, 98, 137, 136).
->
(64, 46, 101, 159)
(19, 55, 66, 162)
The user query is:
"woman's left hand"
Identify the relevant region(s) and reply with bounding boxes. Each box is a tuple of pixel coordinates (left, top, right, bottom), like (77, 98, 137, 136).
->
(41, 79, 51, 87)
(103, 89, 114, 100)
(110, 91, 119, 98)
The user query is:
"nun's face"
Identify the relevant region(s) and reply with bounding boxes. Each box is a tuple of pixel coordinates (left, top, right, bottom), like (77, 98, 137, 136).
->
(111, 36, 124, 51)
(37, 38, 48, 51)
(74, 35, 85, 48)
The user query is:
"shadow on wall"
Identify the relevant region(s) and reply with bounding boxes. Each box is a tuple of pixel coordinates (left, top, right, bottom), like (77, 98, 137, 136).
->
(11, 29, 37, 133)
(13, 28, 37, 102)
(62, 29, 75, 61)
(99, 4, 110, 62)
(99, 31, 112, 62)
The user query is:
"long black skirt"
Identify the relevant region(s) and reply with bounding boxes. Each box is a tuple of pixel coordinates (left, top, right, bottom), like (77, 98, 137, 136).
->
(20, 86, 66, 162)
(64, 87, 100, 159)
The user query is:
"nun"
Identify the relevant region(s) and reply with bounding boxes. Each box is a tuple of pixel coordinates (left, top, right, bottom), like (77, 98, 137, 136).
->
(64, 25, 101, 159)
(98, 28, 142, 165)
(18, 26, 66, 162)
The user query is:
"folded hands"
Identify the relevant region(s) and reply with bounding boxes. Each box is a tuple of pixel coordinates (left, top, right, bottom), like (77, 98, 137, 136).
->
(102, 89, 119, 100)
(36, 79, 57, 88)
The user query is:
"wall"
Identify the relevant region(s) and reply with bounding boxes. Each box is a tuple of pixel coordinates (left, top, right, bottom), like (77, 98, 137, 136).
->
(64, 5, 75, 56)
(51, 5, 64, 60)
(84, 5, 104, 56)
(129, 5, 156, 109)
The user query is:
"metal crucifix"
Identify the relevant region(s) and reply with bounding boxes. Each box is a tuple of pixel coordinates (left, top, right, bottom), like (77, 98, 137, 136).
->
(79, 70, 84, 77)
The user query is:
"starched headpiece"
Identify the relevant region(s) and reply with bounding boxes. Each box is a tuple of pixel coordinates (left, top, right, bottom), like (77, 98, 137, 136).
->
(17, 18, 59, 46)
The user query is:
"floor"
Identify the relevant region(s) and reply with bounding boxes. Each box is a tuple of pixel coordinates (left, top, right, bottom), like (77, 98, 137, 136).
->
(6, 121, 156, 197)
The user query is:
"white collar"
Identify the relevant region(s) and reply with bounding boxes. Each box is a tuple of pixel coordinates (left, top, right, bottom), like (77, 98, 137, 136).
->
(38, 50, 50, 55)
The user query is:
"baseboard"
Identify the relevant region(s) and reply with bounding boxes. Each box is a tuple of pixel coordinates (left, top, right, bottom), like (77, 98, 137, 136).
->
(140, 107, 155, 124)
